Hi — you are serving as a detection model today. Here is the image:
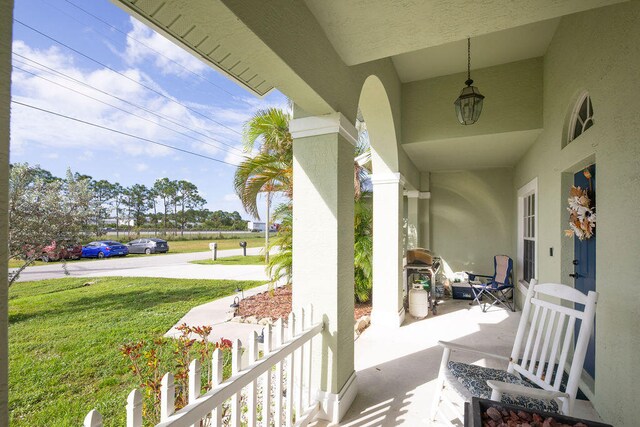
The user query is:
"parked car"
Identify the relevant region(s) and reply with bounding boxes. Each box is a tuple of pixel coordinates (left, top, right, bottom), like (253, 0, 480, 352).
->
(126, 238, 169, 254)
(36, 240, 83, 262)
(81, 241, 129, 259)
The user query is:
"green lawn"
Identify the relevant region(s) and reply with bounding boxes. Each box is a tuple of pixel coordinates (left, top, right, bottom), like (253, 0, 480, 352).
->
(164, 237, 265, 253)
(190, 255, 265, 266)
(9, 276, 265, 426)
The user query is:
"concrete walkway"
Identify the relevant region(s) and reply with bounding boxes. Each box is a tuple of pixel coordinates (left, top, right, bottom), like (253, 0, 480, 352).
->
(164, 282, 275, 343)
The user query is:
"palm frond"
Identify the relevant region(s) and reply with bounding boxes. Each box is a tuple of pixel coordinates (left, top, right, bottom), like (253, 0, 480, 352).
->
(233, 152, 292, 219)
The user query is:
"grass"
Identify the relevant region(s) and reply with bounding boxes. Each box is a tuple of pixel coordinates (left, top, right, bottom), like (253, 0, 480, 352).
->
(7, 237, 266, 268)
(9, 276, 265, 426)
(163, 237, 264, 253)
(190, 255, 265, 266)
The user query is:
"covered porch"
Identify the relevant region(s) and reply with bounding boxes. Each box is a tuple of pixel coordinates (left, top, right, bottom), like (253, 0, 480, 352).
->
(322, 299, 602, 426)
(1, 1, 639, 426)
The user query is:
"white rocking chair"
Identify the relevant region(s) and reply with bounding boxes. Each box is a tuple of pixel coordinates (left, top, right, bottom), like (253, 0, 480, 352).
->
(430, 279, 598, 425)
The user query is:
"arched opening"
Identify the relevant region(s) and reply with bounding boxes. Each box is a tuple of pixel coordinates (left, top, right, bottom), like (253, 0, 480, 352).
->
(358, 76, 399, 175)
(356, 75, 404, 327)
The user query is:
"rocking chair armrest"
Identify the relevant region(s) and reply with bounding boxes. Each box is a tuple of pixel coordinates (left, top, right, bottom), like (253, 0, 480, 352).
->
(438, 341, 510, 362)
(486, 380, 570, 401)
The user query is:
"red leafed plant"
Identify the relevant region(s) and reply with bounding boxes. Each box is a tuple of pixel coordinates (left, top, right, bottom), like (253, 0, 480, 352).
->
(121, 325, 233, 425)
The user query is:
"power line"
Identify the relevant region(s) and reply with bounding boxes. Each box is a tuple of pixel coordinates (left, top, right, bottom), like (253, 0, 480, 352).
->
(41, 0, 247, 102)
(12, 62, 245, 159)
(11, 100, 237, 166)
(14, 18, 244, 139)
(12, 52, 246, 156)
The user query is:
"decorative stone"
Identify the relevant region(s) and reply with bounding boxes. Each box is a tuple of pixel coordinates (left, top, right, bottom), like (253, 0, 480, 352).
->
(258, 317, 273, 325)
(354, 316, 371, 334)
(231, 316, 243, 323)
(486, 406, 502, 421)
(245, 316, 258, 324)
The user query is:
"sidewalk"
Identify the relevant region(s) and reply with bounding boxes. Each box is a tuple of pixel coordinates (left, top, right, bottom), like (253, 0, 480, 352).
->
(164, 282, 283, 344)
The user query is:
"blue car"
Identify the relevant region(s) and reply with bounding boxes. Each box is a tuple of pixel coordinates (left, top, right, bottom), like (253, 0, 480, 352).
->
(82, 241, 129, 259)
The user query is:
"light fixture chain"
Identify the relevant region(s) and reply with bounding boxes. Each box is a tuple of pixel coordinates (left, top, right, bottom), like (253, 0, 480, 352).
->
(467, 37, 471, 82)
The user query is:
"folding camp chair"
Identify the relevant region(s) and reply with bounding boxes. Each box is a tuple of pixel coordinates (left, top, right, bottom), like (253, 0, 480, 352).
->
(429, 280, 599, 425)
(467, 255, 514, 312)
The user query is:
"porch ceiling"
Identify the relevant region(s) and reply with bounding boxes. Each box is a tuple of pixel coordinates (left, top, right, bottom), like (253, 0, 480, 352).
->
(402, 129, 542, 172)
(304, 0, 626, 79)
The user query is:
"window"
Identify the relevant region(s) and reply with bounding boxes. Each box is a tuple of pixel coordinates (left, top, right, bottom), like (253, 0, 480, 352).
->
(568, 92, 594, 143)
(523, 193, 535, 283)
(518, 179, 537, 285)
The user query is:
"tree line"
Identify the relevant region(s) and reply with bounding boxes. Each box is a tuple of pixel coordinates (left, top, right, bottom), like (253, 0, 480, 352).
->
(14, 164, 248, 235)
(8, 163, 248, 284)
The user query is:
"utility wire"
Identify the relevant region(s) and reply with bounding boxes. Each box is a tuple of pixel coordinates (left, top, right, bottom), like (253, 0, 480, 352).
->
(14, 18, 244, 139)
(11, 100, 236, 166)
(12, 62, 245, 159)
(42, 0, 247, 102)
(12, 52, 246, 156)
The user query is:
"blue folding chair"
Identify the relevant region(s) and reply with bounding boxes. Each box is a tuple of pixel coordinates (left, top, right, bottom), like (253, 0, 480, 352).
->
(466, 255, 515, 312)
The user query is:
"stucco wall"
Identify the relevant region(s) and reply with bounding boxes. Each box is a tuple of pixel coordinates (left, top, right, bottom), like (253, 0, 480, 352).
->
(429, 168, 515, 275)
(513, 3, 640, 426)
(0, 0, 12, 423)
(402, 58, 543, 144)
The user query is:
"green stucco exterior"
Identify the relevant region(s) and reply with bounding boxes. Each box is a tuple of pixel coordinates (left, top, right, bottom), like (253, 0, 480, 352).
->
(430, 168, 515, 276)
(2, 0, 635, 425)
(513, 4, 640, 425)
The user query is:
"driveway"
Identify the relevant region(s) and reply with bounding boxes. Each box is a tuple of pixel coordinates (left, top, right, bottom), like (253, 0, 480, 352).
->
(11, 247, 269, 282)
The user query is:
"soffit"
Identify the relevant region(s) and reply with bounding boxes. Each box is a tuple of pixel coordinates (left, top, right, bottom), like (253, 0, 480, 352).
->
(112, 0, 274, 96)
(304, 0, 627, 69)
(402, 129, 542, 172)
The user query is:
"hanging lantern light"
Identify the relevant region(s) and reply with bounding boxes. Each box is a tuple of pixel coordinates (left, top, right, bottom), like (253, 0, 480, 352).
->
(454, 37, 485, 125)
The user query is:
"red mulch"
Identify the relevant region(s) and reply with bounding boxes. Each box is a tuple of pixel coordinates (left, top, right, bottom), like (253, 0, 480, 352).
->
(238, 285, 372, 322)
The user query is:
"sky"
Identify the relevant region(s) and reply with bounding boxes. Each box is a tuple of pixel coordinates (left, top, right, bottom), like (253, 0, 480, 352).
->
(10, 0, 289, 221)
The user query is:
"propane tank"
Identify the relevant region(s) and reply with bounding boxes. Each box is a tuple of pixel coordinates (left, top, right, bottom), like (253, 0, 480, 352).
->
(409, 283, 429, 319)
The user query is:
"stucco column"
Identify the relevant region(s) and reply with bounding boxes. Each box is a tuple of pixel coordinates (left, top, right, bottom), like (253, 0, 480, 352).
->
(290, 112, 357, 423)
(371, 173, 405, 327)
(0, 1, 12, 424)
(419, 172, 431, 249)
(405, 191, 420, 249)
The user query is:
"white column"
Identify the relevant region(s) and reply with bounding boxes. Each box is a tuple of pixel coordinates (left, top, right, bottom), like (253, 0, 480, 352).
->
(0, 1, 12, 424)
(290, 112, 358, 423)
(419, 172, 431, 249)
(405, 191, 420, 249)
(371, 173, 405, 327)
(419, 194, 431, 249)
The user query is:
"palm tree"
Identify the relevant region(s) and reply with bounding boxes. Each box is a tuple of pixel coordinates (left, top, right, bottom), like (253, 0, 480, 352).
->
(353, 124, 374, 302)
(234, 108, 292, 263)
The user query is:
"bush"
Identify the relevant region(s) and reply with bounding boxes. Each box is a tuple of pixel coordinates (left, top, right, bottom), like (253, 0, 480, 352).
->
(121, 325, 232, 424)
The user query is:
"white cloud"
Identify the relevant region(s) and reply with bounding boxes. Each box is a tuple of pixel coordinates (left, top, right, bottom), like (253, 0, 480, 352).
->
(135, 163, 149, 172)
(223, 193, 238, 202)
(10, 39, 250, 163)
(77, 151, 95, 161)
(123, 18, 208, 77)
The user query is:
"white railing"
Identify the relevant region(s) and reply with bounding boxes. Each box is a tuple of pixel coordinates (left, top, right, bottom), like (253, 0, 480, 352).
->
(84, 305, 323, 427)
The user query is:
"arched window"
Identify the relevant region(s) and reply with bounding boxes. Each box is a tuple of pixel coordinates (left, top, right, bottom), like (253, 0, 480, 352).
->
(568, 93, 594, 143)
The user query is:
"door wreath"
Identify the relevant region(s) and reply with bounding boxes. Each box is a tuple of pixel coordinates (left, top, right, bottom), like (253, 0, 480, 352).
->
(564, 169, 596, 240)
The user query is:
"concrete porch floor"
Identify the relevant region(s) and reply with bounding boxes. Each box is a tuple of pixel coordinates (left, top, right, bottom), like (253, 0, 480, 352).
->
(315, 298, 602, 426)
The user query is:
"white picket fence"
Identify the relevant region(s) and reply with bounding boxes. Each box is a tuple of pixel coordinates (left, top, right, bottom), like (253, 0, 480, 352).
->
(84, 306, 323, 427)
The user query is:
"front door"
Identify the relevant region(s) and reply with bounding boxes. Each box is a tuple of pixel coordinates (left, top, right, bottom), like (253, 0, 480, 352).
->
(573, 164, 596, 379)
